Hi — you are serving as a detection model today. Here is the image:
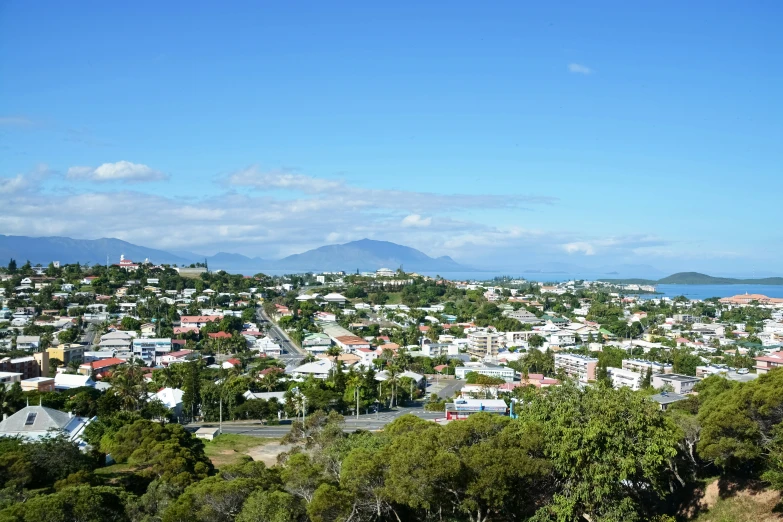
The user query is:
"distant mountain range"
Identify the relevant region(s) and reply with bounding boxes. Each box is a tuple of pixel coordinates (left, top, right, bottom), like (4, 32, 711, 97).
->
(0, 235, 471, 273)
(601, 271, 783, 285)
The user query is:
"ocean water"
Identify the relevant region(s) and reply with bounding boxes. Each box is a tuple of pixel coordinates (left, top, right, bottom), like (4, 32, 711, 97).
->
(646, 284, 783, 300)
(241, 269, 783, 300)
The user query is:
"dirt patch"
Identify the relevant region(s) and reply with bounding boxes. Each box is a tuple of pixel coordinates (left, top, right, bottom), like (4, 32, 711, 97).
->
(247, 442, 294, 466)
(688, 479, 783, 521)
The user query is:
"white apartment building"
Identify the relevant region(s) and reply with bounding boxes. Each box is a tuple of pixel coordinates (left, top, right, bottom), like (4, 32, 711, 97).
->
(608, 367, 643, 391)
(621, 359, 673, 375)
(454, 362, 516, 382)
(652, 373, 700, 394)
(467, 331, 503, 358)
(132, 338, 172, 365)
(548, 331, 575, 347)
(554, 353, 598, 382)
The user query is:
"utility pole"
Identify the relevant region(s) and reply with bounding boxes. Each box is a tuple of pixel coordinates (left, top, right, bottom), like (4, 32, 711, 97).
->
(355, 386, 359, 419)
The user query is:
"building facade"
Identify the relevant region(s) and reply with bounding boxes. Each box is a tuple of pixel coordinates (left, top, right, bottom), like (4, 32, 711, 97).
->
(554, 353, 598, 382)
(467, 331, 503, 358)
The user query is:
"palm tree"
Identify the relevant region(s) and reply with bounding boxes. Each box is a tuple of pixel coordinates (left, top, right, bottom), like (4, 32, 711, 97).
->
(326, 345, 342, 362)
(153, 366, 177, 389)
(111, 361, 146, 411)
(259, 371, 279, 392)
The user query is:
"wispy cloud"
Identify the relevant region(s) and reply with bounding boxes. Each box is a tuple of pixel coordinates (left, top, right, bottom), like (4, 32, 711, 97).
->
(568, 63, 593, 75)
(227, 164, 557, 212)
(0, 164, 54, 194)
(67, 161, 168, 183)
(562, 235, 670, 256)
(0, 116, 35, 127)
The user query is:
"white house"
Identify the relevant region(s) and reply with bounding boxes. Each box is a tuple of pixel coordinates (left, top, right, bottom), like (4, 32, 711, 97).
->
(286, 359, 334, 380)
(0, 405, 92, 447)
(54, 373, 96, 390)
(151, 387, 185, 417)
(322, 293, 348, 307)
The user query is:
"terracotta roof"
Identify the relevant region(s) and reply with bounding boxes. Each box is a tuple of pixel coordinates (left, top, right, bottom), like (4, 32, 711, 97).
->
(335, 335, 370, 345)
(180, 315, 221, 323)
(208, 331, 232, 339)
(166, 350, 193, 358)
(81, 357, 125, 370)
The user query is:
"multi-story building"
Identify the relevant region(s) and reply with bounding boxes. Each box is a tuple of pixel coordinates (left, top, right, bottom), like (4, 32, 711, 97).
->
(651, 373, 700, 395)
(467, 331, 503, 358)
(621, 359, 673, 375)
(47, 344, 85, 366)
(0, 351, 48, 380)
(607, 367, 643, 391)
(554, 353, 598, 382)
(673, 314, 694, 323)
(454, 362, 516, 382)
(15, 336, 40, 351)
(132, 338, 172, 365)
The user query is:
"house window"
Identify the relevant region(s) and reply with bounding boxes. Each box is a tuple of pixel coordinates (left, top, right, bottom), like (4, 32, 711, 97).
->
(24, 413, 37, 426)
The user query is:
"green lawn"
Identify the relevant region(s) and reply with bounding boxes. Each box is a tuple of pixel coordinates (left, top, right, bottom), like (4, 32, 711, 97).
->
(203, 434, 275, 468)
(385, 293, 403, 305)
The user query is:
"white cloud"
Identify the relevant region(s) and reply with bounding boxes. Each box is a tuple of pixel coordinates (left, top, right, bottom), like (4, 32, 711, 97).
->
(401, 214, 432, 228)
(228, 166, 342, 193)
(0, 116, 34, 127)
(563, 241, 596, 255)
(0, 165, 54, 194)
(568, 63, 593, 75)
(67, 161, 167, 182)
(0, 175, 28, 194)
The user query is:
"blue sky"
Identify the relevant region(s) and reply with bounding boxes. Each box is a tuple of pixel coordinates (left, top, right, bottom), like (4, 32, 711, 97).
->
(1, 1, 781, 275)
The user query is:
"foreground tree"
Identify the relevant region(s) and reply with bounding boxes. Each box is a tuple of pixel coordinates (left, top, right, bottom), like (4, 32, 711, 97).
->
(518, 383, 681, 521)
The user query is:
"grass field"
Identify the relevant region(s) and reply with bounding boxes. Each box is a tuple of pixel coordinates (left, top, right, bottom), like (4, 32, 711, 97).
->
(203, 434, 275, 468)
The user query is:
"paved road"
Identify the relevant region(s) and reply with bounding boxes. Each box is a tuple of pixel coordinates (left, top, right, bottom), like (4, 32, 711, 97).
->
(190, 405, 443, 438)
(82, 323, 98, 347)
(256, 306, 306, 359)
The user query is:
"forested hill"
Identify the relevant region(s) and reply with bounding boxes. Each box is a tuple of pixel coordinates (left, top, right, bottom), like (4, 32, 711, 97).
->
(601, 271, 783, 285)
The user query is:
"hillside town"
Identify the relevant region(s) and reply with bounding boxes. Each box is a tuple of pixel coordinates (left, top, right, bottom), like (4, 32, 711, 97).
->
(3, 257, 783, 520)
(0, 257, 780, 432)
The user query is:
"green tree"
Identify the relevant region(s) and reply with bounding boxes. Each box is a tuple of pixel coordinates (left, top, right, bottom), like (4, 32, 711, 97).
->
(517, 384, 680, 521)
(237, 490, 305, 522)
(0, 485, 130, 522)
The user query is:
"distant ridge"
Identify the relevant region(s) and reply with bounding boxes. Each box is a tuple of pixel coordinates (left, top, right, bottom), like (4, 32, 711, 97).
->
(273, 238, 468, 272)
(601, 271, 783, 285)
(0, 235, 472, 273)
